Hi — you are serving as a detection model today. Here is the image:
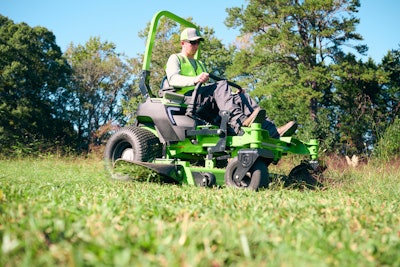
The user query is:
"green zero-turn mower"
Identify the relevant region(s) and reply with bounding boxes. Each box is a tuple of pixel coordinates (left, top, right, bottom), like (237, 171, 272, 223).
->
(104, 11, 323, 190)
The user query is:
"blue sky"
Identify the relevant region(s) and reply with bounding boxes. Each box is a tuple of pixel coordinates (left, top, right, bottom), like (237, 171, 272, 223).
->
(1, 0, 399, 62)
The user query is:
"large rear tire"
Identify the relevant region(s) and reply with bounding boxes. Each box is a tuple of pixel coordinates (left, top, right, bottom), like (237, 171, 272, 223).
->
(224, 157, 269, 190)
(104, 126, 162, 179)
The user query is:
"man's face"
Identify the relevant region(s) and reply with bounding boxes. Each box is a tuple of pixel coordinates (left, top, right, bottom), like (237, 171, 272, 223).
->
(181, 40, 200, 57)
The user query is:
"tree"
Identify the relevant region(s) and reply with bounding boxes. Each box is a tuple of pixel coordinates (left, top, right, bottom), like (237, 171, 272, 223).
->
(369, 47, 400, 158)
(225, 0, 365, 147)
(0, 15, 75, 154)
(331, 55, 387, 154)
(380, 47, 400, 124)
(64, 37, 134, 150)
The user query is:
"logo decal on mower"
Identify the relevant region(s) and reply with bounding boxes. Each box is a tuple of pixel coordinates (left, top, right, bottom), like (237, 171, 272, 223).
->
(240, 153, 252, 168)
(166, 106, 181, 125)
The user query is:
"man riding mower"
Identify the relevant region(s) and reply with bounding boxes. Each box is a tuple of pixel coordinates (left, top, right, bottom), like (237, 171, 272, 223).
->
(104, 11, 323, 190)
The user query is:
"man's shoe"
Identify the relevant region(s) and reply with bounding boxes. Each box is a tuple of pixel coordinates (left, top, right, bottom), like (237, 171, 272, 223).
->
(242, 108, 266, 127)
(277, 121, 297, 137)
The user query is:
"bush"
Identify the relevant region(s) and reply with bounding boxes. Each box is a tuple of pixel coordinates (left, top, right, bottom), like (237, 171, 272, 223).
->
(374, 117, 400, 161)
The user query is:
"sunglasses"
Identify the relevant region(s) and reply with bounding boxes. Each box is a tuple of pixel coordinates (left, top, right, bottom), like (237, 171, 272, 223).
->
(185, 40, 201, 45)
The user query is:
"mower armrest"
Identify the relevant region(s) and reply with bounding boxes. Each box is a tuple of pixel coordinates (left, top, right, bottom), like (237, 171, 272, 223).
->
(163, 91, 185, 103)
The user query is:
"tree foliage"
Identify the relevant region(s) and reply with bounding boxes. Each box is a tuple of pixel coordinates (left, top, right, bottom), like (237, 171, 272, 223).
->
(226, 0, 365, 67)
(331, 55, 388, 154)
(0, 15, 75, 154)
(380, 47, 400, 124)
(64, 37, 135, 150)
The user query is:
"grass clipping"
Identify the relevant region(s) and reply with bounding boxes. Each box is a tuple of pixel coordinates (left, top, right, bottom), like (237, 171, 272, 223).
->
(111, 160, 164, 183)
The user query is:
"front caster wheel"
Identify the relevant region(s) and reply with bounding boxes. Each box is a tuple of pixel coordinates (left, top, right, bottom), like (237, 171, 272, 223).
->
(192, 172, 216, 187)
(224, 157, 269, 190)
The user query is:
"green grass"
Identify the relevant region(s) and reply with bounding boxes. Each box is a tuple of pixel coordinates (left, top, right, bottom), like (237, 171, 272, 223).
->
(1, 157, 400, 266)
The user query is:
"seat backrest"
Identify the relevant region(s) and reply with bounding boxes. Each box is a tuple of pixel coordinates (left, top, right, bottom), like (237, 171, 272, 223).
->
(160, 76, 171, 90)
(158, 76, 174, 96)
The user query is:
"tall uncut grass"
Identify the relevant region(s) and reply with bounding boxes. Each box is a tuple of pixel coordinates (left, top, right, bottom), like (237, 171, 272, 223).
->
(1, 157, 399, 266)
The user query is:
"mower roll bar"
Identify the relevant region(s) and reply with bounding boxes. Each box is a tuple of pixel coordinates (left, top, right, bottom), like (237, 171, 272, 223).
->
(139, 10, 200, 98)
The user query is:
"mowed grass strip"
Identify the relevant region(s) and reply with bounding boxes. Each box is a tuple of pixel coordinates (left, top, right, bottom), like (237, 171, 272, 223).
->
(1, 158, 399, 266)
